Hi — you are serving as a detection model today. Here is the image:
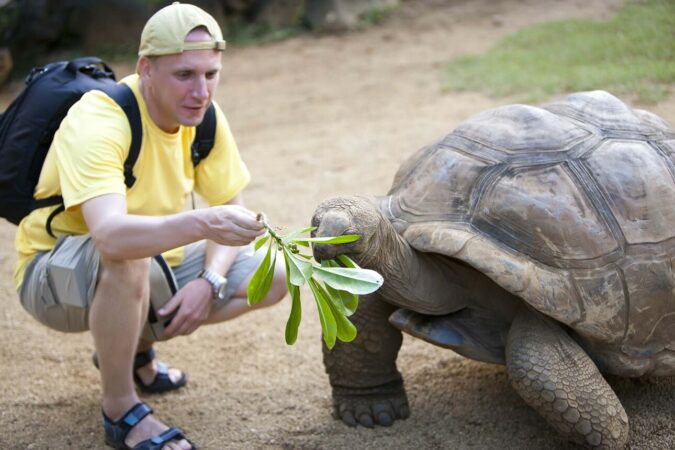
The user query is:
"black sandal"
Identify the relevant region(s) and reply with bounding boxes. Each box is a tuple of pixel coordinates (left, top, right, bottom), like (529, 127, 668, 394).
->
(93, 348, 188, 394)
(103, 402, 196, 449)
(132, 348, 188, 394)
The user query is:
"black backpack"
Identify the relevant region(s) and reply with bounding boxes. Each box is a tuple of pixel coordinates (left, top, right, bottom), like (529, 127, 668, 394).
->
(0, 56, 216, 236)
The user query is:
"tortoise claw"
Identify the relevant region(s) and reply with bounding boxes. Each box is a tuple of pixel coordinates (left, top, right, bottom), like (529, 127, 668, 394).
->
(333, 383, 409, 428)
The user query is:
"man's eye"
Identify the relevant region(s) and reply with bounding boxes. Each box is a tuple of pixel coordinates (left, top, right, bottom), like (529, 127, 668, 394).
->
(176, 72, 191, 79)
(206, 71, 218, 80)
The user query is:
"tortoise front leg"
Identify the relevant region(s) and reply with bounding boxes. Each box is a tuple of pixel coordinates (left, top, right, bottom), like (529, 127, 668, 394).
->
(506, 308, 629, 448)
(323, 292, 409, 428)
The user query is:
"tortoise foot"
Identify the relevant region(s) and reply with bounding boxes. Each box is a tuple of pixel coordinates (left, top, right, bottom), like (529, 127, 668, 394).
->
(332, 380, 410, 428)
(507, 309, 629, 449)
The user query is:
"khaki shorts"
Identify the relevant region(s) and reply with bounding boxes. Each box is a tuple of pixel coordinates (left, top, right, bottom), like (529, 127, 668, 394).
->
(19, 235, 264, 339)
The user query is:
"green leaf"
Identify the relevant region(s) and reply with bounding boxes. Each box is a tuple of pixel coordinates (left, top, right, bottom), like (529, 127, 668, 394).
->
(337, 254, 360, 269)
(321, 260, 359, 315)
(281, 226, 317, 244)
(315, 281, 357, 343)
(333, 307, 357, 342)
(253, 233, 270, 252)
(293, 234, 361, 245)
(325, 283, 359, 316)
(283, 259, 302, 345)
(258, 249, 277, 304)
(320, 259, 338, 268)
(313, 266, 383, 295)
(309, 278, 337, 349)
(247, 242, 276, 305)
(283, 247, 313, 286)
(247, 240, 272, 304)
(284, 284, 301, 345)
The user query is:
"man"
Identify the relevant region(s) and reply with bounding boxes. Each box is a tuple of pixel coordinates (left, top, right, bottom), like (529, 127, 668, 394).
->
(13, 3, 286, 449)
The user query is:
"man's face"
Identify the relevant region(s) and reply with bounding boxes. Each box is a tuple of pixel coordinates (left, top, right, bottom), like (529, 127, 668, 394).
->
(139, 29, 222, 132)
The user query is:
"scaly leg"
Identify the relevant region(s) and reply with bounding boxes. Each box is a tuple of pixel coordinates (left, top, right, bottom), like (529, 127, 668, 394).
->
(506, 308, 629, 448)
(323, 292, 409, 428)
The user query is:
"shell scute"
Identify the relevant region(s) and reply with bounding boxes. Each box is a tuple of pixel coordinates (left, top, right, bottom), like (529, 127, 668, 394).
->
(583, 140, 675, 245)
(621, 256, 675, 350)
(474, 163, 619, 265)
(573, 269, 627, 344)
(454, 104, 589, 153)
(389, 145, 488, 222)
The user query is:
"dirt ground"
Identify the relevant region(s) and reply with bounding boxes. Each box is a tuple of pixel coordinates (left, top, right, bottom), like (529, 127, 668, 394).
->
(1, 0, 673, 449)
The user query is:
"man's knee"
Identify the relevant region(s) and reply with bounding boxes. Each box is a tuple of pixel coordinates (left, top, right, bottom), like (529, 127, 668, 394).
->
(98, 257, 152, 300)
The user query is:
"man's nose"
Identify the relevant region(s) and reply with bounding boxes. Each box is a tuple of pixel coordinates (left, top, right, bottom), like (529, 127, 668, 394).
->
(192, 76, 209, 100)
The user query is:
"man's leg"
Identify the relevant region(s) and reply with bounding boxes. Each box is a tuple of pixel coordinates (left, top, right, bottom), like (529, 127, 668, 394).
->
(90, 257, 149, 416)
(91, 256, 191, 449)
(18, 235, 191, 449)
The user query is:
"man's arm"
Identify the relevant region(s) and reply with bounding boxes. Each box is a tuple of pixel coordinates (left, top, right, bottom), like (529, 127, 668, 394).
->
(158, 193, 250, 337)
(81, 193, 263, 261)
(201, 193, 247, 277)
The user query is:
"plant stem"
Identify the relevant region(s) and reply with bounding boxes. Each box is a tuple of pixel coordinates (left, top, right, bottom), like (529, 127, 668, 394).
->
(257, 213, 284, 246)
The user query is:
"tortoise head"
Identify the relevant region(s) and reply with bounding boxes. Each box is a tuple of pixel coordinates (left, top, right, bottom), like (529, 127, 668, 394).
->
(311, 196, 384, 265)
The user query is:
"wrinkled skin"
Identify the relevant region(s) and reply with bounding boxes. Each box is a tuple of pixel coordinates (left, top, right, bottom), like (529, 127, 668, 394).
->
(324, 292, 410, 427)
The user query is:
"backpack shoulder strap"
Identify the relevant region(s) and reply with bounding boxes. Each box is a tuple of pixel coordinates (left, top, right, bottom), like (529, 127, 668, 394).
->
(102, 83, 142, 188)
(44, 83, 141, 238)
(191, 103, 216, 166)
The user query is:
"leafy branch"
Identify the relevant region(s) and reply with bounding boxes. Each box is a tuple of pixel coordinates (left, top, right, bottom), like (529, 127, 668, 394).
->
(247, 214, 383, 349)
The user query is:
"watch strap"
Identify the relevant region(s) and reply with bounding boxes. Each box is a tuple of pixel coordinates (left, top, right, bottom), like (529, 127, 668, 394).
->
(199, 269, 227, 299)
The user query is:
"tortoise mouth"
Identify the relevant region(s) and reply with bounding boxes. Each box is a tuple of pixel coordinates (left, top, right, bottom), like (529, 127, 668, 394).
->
(312, 241, 362, 263)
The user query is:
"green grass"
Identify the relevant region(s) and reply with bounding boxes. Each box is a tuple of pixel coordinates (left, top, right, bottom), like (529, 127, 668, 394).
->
(224, 23, 304, 46)
(360, 4, 400, 27)
(444, 0, 675, 103)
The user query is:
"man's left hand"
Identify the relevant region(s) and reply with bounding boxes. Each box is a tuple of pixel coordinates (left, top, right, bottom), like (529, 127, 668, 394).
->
(159, 278, 213, 338)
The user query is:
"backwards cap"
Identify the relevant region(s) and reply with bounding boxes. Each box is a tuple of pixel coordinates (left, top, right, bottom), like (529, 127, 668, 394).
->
(139, 2, 226, 56)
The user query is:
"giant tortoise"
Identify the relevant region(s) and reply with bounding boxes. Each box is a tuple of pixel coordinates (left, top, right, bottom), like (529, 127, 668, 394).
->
(311, 91, 675, 448)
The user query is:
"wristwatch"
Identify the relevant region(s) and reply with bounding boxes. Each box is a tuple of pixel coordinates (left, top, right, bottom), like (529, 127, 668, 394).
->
(199, 269, 228, 301)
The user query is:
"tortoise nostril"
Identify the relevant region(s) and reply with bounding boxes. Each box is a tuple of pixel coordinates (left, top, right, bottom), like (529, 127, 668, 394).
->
(317, 211, 351, 238)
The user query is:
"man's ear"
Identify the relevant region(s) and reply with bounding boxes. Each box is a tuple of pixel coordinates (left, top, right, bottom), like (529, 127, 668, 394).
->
(137, 56, 153, 80)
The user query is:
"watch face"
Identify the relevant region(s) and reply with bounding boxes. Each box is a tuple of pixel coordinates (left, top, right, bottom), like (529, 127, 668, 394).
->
(216, 282, 228, 300)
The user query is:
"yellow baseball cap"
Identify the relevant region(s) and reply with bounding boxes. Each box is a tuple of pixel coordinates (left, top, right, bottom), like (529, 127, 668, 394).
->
(139, 2, 226, 56)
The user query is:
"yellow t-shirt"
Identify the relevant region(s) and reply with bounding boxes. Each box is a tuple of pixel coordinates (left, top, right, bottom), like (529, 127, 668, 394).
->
(13, 74, 250, 290)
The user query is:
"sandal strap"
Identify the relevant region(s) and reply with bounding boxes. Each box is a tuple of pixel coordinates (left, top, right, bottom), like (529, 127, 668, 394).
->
(103, 402, 154, 446)
(133, 348, 156, 370)
(132, 427, 191, 450)
(155, 361, 169, 375)
(149, 427, 185, 447)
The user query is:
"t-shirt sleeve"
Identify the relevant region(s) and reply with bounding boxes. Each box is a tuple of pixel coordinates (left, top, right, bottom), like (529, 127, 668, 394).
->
(194, 101, 250, 206)
(53, 90, 130, 210)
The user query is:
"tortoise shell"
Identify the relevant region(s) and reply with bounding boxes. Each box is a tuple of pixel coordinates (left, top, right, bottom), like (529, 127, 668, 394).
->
(380, 91, 675, 376)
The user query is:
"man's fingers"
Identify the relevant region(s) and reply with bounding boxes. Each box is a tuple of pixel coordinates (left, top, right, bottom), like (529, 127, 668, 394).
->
(219, 205, 264, 231)
(158, 294, 181, 316)
(214, 222, 263, 246)
(229, 213, 264, 231)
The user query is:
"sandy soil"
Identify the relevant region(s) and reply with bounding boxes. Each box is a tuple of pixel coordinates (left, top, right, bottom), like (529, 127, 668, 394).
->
(1, 0, 673, 449)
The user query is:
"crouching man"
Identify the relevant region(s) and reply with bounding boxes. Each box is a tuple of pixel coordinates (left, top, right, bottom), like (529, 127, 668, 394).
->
(13, 3, 286, 449)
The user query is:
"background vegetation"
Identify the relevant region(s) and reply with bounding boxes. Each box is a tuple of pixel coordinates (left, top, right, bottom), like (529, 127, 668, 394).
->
(444, 0, 675, 103)
(0, 0, 398, 80)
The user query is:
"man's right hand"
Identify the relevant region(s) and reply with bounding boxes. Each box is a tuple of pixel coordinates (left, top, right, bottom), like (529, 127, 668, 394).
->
(202, 204, 264, 246)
